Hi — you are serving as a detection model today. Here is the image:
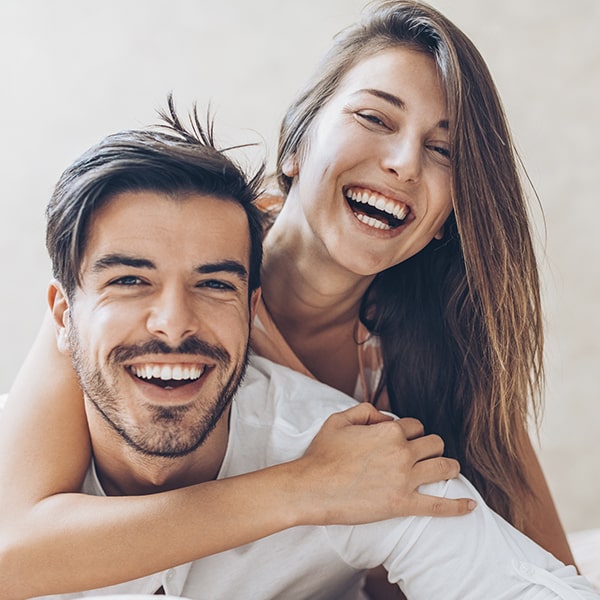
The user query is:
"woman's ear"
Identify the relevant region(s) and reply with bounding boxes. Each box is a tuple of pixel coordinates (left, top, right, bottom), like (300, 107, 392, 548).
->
(249, 287, 261, 321)
(281, 153, 299, 178)
(47, 279, 72, 355)
(434, 226, 444, 240)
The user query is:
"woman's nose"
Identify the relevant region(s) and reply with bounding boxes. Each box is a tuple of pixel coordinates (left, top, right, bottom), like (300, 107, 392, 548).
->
(382, 137, 422, 183)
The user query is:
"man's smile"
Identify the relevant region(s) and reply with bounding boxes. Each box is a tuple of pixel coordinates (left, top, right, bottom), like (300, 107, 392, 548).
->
(127, 362, 209, 390)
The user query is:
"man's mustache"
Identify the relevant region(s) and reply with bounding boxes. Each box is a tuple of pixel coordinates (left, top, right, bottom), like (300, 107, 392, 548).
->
(109, 337, 231, 365)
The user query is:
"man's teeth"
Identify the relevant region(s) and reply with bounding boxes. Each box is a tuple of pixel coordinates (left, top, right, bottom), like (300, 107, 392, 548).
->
(346, 189, 409, 220)
(130, 364, 205, 381)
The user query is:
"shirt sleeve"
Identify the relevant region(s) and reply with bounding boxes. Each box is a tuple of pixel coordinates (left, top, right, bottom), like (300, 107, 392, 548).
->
(325, 475, 600, 599)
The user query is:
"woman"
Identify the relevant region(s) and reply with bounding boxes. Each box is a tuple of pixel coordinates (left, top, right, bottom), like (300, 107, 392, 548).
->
(0, 1, 579, 598)
(253, 2, 575, 592)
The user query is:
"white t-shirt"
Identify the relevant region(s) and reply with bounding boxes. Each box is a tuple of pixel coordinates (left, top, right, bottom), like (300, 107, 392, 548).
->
(31, 356, 599, 599)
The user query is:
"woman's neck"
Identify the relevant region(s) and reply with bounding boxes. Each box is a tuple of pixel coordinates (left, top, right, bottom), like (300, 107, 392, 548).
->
(260, 203, 375, 395)
(262, 206, 374, 336)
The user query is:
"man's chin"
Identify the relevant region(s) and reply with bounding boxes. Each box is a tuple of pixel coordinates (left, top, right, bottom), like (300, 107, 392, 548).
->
(101, 402, 224, 459)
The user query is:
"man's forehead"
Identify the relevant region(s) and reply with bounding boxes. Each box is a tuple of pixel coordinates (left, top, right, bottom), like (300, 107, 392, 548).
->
(91, 188, 246, 219)
(81, 189, 251, 272)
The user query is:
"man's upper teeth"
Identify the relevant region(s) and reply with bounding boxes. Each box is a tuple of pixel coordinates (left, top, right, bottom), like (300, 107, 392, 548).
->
(346, 188, 408, 220)
(130, 364, 205, 381)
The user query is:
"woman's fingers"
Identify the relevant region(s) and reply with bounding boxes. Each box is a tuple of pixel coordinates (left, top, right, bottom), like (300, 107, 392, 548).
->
(403, 490, 477, 517)
(395, 417, 425, 440)
(411, 455, 461, 485)
(333, 402, 395, 425)
(299, 406, 477, 524)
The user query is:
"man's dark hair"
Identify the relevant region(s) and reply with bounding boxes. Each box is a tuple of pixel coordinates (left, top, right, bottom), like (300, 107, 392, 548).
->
(46, 96, 265, 298)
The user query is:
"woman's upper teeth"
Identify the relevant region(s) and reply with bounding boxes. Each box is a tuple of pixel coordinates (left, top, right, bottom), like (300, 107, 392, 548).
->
(346, 187, 408, 220)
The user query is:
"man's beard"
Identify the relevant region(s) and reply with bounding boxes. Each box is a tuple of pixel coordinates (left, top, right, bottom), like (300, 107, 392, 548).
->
(68, 326, 249, 459)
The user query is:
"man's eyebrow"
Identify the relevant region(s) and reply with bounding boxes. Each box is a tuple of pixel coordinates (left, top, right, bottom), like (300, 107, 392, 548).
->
(358, 88, 449, 129)
(196, 260, 248, 282)
(91, 254, 156, 272)
(89, 256, 248, 280)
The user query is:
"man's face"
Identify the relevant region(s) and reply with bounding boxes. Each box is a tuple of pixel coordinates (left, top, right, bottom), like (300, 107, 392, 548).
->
(52, 190, 258, 458)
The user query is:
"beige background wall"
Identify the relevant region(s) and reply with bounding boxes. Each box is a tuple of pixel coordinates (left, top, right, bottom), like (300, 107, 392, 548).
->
(0, 1, 598, 533)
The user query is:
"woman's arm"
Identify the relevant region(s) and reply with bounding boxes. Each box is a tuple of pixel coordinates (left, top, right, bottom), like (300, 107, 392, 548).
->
(0, 314, 475, 599)
(518, 425, 577, 567)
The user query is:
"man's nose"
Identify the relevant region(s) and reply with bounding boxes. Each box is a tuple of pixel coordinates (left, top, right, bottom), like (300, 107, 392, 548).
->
(146, 287, 199, 346)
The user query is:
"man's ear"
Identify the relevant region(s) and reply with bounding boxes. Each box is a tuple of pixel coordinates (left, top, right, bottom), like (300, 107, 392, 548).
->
(281, 153, 299, 178)
(249, 287, 261, 321)
(47, 279, 72, 355)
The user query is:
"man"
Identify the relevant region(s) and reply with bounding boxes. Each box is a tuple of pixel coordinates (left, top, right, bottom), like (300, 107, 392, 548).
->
(8, 104, 598, 599)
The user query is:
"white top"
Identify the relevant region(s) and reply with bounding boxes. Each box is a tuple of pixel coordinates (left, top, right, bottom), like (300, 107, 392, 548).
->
(29, 356, 599, 599)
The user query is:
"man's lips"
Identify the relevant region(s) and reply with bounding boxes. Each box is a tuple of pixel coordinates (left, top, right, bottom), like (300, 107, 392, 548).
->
(344, 186, 410, 230)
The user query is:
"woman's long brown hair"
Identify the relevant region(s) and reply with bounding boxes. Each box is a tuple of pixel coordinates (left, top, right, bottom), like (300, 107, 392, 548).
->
(277, 0, 544, 527)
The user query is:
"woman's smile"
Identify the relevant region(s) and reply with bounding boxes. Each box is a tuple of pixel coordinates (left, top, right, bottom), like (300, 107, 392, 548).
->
(344, 185, 412, 231)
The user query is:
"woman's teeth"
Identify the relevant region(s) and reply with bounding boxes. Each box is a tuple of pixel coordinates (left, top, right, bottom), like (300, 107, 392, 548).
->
(355, 213, 392, 230)
(345, 188, 409, 229)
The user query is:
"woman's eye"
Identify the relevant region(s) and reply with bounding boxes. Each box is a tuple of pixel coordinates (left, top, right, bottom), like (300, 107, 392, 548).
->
(433, 146, 450, 157)
(356, 112, 389, 129)
(428, 144, 451, 163)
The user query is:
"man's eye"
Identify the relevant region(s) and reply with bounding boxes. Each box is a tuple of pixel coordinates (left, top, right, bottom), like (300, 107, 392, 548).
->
(110, 275, 145, 286)
(198, 280, 235, 291)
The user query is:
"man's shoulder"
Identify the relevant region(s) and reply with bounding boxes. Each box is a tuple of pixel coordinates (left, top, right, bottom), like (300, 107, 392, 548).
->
(235, 355, 358, 433)
(221, 355, 359, 480)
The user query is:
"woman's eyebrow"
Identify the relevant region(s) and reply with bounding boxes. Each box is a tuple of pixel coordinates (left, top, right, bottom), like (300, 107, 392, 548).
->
(359, 88, 407, 110)
(357, 88, 449, 129)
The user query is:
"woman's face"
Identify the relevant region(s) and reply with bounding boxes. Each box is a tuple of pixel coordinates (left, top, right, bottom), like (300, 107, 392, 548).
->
(284, 46, 453, 277)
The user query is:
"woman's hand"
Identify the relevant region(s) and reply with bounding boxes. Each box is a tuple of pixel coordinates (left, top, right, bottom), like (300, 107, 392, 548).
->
(289, 403, 476, 526)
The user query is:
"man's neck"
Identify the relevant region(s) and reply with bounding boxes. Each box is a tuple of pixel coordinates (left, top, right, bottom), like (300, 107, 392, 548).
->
(88, 405, 231, 496)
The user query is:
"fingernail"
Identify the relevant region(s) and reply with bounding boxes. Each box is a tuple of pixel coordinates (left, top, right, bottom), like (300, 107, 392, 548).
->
(467, 500, 477, 511)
